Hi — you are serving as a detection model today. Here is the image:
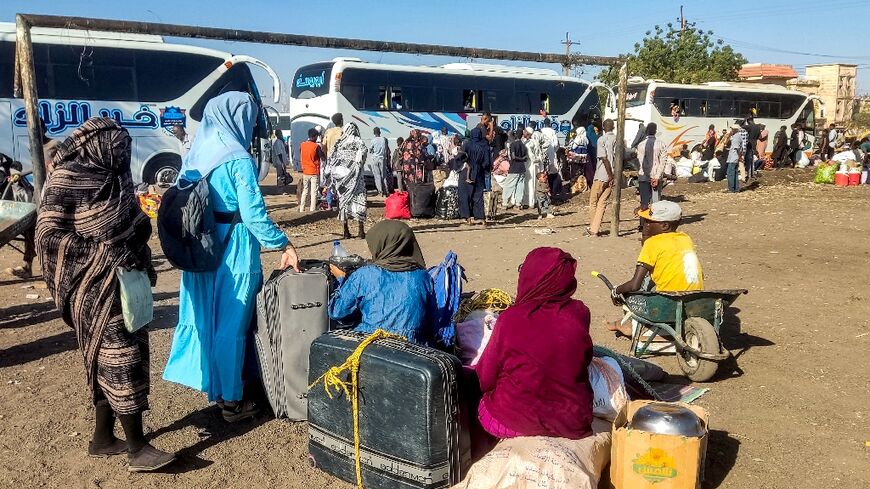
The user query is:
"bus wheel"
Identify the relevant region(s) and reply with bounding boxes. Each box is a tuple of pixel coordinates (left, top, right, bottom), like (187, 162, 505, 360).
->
(144, 154, 181, 187)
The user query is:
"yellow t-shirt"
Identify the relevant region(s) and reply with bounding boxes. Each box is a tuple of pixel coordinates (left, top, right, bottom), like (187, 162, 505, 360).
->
(637, 232, 704, 291)
(323, 127, 343, 157)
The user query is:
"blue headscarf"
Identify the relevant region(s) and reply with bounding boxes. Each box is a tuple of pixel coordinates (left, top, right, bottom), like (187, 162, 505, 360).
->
(179, 91, 256, 182)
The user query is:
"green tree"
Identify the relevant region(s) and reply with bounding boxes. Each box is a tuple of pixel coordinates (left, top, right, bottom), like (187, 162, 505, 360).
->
(597, 23, 747, 87)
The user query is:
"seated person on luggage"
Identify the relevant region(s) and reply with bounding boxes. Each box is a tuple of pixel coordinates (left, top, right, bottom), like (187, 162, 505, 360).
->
(328, 220, 437, 346)
(608, 201, 703, 335)
(475, 247, 594, 440)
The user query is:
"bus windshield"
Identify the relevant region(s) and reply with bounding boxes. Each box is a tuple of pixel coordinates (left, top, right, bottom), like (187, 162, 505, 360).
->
(291, 62, 333, 99)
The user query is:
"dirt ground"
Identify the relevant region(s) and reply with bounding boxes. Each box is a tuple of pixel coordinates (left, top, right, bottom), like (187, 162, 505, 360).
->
(1, 168, 868, 489)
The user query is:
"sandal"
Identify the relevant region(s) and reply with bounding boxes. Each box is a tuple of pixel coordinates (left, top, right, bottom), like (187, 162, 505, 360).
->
(127, 444, 176, 472)
(4, 266, 32, 279)
(88, 438, 128, 458)
(221, 400, 259, 423)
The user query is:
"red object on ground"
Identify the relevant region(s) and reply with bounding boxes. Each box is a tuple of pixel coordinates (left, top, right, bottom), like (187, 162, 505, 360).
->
(385, 191, 411, 219)
(835, 172, 849, 187)
(847, 172, 861, 186)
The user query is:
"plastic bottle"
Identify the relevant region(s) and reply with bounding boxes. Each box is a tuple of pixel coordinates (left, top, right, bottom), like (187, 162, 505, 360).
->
(332, 240, 348, 258)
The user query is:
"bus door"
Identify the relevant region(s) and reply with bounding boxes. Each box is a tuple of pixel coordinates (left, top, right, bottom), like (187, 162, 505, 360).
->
(0, 101, 12, 161)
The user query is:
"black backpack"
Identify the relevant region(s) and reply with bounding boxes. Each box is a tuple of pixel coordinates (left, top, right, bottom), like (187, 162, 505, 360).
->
(157, 175, 239, 272)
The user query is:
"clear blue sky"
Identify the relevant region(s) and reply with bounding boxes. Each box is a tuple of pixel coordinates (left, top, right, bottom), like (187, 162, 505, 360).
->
(4, 0, 869, 107)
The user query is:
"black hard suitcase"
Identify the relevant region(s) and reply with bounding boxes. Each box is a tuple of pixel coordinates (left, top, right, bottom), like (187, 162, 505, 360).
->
(254, 261, 333, 421)
(307, 331, 471, 489)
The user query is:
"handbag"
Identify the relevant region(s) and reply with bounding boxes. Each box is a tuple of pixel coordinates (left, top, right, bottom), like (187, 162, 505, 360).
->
(117, 267, 154, 333)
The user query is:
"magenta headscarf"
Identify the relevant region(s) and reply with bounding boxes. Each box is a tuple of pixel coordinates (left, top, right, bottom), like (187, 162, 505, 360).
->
(514, 247, 578, 313)
(475, 247, 594, 439)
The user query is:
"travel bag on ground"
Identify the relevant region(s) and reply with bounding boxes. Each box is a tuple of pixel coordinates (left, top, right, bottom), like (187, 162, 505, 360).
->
(409, 181, 436, 218)
(385, 191, 412, 220)
(308, 330, 471, 489)
(254, 260, 334, 421)
(435, 187, 461, 220)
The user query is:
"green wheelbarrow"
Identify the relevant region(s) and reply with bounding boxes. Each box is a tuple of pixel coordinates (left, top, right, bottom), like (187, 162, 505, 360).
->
(593, 272, 747, 382)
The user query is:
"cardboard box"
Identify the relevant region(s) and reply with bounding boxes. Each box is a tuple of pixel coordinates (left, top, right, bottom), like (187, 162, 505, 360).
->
(610, 400, 708, 489)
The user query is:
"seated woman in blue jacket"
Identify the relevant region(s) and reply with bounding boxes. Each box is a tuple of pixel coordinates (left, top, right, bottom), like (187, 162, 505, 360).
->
(328, 220, 437, 346)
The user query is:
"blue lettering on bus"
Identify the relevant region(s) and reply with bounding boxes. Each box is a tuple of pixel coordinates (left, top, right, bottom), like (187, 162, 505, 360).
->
(498, 115, 572, 134)
(13, 101, 160, 134)
(296, 71, 326, 89)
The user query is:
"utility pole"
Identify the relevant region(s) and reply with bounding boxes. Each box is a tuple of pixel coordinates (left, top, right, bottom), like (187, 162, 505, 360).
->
(610, 63, 628, 239)
(561, 32, 573, 76)
(680, 5, 686, 33)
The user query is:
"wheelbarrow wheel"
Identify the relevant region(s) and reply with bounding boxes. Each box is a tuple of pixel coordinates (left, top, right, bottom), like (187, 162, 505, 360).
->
(677, 317, 720, 382)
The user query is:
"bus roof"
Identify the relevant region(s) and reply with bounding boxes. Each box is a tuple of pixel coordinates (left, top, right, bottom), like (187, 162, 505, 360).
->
(314, 58, 588, 83)
(0, 22, 232, 60)
(638, 78, 804, 94)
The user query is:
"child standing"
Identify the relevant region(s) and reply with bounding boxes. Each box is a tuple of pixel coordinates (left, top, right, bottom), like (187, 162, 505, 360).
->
(535, 171, 554, 219)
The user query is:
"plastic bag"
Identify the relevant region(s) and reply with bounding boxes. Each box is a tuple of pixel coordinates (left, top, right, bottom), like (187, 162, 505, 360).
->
(452, 418, 612, 489)
(456, 310, 498, 366)
(384, 191, 411, 219)
(589, 356, 629, 422)
(116, 267, 153, 333)
(814, 163, 836, 184)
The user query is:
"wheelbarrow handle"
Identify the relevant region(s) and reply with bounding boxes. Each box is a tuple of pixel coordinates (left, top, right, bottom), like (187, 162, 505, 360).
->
(591, 271, 615, 291)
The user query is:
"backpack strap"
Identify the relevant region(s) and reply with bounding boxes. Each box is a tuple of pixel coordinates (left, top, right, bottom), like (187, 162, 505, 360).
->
(215, 210, 241, 248)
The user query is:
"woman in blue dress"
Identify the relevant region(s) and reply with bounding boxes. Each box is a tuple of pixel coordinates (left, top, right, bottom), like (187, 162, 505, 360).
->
(328, 220, 436, 346)
(163, 92, 300, 422)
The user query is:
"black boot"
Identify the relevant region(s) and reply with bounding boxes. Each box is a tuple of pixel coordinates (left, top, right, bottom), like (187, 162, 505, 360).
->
(119, 412, 176, 473)
(358, 221, 366, 240)
(88, 400, 127, 457)
(342, 221, 352, 239)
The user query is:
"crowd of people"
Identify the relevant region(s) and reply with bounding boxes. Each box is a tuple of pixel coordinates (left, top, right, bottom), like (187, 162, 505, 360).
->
(15, 88, 717, 474)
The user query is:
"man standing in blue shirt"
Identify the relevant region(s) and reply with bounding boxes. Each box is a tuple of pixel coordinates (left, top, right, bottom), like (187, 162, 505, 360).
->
(726, 124, 746, 193)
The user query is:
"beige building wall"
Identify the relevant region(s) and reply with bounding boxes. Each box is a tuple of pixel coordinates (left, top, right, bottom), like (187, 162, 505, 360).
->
(805, 64, 857, 124)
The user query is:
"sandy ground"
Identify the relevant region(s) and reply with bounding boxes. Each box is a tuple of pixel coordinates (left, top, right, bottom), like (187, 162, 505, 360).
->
(0, 168, 868, 489)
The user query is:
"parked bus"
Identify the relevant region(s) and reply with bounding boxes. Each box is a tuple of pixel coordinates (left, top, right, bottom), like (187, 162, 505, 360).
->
(0, 23, 280, 185)
(288, 58, 606, 166)
(607, 78, 817, 155)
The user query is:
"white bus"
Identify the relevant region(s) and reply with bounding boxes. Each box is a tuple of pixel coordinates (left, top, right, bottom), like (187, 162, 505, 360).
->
(608, 78, 817, 155)
(288, 58, 606, 164)
(0, 23, 280, 185)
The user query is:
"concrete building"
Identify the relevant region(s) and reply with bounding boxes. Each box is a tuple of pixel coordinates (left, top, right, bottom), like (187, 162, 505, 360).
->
(738, 64, 798, 86)
(804, 64, 858, 125)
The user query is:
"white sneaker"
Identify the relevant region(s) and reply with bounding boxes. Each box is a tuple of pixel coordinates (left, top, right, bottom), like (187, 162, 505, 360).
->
(546, 214, 555, 219)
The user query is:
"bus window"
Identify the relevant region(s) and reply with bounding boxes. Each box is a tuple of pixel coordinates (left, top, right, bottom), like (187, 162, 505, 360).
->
(190, 63, 258, 122)
(462, 89, 477, 111)
(798, 102, 815, 136)
(379, 87, 388, 109)
(390, 89, 404, 110)
(291, 62, 333, 99)
(540, 93, 550, 113)
(625, 85, 647, 108)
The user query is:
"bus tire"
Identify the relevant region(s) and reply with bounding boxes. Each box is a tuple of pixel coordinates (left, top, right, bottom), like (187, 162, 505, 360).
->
(144, 154, 181, 187)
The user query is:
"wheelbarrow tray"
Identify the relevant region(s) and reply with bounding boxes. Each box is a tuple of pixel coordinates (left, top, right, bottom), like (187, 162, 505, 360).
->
(624, 289, 747, 328)
(0, 201, 37, 247)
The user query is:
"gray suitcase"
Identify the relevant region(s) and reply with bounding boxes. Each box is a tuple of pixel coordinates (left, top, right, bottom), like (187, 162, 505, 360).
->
(255, 261, 333, 420)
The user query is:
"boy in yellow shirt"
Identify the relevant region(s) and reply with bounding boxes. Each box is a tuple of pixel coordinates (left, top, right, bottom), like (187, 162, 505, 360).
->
(608, 201, 703, 335)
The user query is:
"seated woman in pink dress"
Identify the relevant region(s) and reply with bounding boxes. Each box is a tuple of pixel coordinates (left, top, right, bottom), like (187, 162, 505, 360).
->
(475, 247, 594, 439)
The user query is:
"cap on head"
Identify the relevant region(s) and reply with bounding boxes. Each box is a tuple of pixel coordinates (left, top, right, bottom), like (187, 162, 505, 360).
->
(637, 200, 682, 223)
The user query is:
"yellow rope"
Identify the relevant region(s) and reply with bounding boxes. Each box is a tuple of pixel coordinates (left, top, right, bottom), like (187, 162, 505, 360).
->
(309, 329, 406, 489)
(454, 288, 514, 323)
